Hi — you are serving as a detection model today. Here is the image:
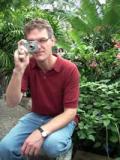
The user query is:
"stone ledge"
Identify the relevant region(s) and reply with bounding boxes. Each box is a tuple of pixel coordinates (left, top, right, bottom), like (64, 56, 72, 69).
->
(27, 146, 73, 160)
(20, 97, 32, 111)
(73, 150, 115, 160)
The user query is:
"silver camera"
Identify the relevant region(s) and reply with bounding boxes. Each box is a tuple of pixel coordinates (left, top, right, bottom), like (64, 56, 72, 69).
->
(23, 40, 39, 54)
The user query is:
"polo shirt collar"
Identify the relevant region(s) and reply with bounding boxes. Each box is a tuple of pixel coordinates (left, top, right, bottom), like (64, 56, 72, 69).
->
(53, 55, 62, 72)
(30, 54, 62, 72)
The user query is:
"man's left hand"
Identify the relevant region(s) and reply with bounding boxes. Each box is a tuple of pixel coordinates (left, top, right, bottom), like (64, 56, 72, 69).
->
(21, 129, 44, 157)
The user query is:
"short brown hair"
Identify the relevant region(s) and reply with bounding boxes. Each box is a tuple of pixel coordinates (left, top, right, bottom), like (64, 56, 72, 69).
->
(24, 18, 54, 38)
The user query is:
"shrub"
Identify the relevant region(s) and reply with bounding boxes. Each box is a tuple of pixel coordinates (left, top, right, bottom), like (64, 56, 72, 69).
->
(76, 80, 120, 156)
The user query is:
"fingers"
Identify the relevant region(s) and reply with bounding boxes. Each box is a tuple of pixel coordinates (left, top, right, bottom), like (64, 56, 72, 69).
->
(29, 145, 40, 157)
(18, 45, 28, 54)
(34, 146, 40, 156)
(18, 39, 28, 52)
(14, 49, 24, 62)
(21, 142, 40, 157)
(29, 147, 35, 156)
(21, 142, 32, 156)
(21, 141, 27, 155)
(18, 45, 28, 61)
(18, 39, 28, 58)
(18, 39, 26, 46)
(14, 50, 19, 62)
(14, 48, 29, 62)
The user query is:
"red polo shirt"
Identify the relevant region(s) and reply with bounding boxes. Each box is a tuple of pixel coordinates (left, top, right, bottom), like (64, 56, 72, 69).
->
(21, 55, 80, 119)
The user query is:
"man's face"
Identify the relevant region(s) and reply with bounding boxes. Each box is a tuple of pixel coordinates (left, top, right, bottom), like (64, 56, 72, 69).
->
(26, 28, 55, 62)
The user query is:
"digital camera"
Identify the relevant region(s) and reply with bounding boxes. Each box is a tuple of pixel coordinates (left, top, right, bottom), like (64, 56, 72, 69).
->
(23, 40, 39, 54)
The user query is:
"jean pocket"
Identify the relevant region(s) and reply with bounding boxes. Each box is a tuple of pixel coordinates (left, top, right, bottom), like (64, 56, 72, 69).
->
(71, 120, 77, 127)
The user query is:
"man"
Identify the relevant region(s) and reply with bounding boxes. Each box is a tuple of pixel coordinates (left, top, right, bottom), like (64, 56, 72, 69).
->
(0, 18, 80, 160)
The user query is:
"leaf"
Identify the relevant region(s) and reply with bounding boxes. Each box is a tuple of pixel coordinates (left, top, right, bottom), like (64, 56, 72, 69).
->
(110, 135, 119, 143)
(88, 135, 95, 141)
(103, 119, 110, 127)
(93, 142, 101, 148)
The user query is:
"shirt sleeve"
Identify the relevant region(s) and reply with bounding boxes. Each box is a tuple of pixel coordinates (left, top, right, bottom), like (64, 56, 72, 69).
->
(63, 64, 80, 108)
(21, 66, 29, 93)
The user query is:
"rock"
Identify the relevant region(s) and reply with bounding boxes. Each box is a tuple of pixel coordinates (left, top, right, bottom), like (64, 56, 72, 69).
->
(0, 99, 28, 139)
(20, 97, 32, 111)
(73, 150, 114, 160)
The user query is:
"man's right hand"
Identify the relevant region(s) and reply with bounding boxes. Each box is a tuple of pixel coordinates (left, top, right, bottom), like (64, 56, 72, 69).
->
(14, 40, 30, 74)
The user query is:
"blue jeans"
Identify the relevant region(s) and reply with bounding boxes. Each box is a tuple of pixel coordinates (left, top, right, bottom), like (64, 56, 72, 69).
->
(0, 112, 76, 160)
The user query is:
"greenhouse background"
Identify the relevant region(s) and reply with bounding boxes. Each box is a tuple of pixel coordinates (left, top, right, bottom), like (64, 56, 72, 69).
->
(0, 0, 120, 159)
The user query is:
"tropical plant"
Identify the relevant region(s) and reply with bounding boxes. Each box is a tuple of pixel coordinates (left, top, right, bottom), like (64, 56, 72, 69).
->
(61, 0, 120, 52)
(75, 80, 120, 157)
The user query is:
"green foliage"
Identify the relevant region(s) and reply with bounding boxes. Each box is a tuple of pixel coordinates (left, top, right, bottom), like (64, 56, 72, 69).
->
(62, 0, 120, 52)
(62, 1, 120, 155)
(64, 42, 120, 83)
(0, 0, 30, 12)
(77, 80, 120, 150)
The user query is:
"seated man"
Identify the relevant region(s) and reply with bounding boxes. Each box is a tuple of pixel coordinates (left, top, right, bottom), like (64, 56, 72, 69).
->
(0, 18, 80, 160)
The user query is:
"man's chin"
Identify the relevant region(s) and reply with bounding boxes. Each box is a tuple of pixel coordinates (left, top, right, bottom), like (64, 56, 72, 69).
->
(33, 52, 42, 58)
(33, 55, 46, 62)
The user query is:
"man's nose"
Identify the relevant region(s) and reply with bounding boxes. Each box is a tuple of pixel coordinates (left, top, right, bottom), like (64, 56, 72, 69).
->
(38, 43, 41, 49)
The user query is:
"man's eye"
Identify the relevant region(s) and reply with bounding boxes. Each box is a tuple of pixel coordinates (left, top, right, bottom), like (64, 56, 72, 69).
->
(38, 39, 46, 42)
(38, 39, 49, 43)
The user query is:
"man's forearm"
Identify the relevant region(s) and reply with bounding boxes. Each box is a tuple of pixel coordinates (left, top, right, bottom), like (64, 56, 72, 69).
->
(40, 108, 77, 135)
(6, 69, 23, 107)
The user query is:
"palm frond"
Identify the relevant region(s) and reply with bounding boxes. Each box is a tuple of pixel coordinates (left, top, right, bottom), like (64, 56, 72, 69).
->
(103, 0, 120, 28)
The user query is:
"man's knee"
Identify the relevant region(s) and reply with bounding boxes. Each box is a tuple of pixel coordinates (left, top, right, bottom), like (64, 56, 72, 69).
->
(0, 140, 20, 159)
(43, 134, 72, 158)
(0, 141, 11, 157)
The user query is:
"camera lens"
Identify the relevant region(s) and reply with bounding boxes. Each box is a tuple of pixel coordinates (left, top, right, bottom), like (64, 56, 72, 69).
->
(29, 44, 35, 50)
(30, 45, 34, 48)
